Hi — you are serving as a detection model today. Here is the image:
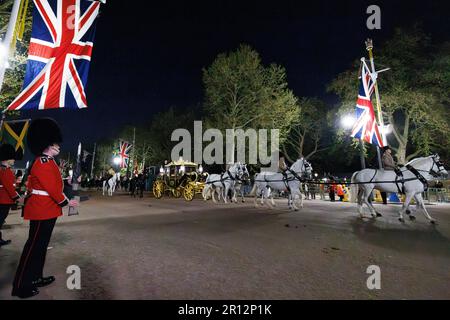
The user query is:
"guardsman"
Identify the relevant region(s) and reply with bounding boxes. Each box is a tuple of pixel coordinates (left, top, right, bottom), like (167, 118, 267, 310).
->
(12, 118, 79, 299)
(0, 144, 23, 247)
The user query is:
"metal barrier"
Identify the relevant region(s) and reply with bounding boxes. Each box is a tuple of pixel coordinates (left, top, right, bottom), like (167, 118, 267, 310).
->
(425, 188, 449, 204)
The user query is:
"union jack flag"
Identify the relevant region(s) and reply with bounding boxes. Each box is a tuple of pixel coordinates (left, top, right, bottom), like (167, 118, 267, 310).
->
(350, 61, 384, 148)
(118, 140, 132, 169)
(6, 0, 102, 111)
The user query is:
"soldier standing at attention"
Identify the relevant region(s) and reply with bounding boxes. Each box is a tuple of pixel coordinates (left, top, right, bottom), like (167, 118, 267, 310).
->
(12, 118, 79, 299)
(0, 144, 23, 247)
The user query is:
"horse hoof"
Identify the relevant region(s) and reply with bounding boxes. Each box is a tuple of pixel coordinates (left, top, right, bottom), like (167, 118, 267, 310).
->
(398, 218, 405, 223)
(430, 220, 437, 225)
(376, 212, 383, 217)
(409, 215, 416, 221)
(406, 210, 411, 215)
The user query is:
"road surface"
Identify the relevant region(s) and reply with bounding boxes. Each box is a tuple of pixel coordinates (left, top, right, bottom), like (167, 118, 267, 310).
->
(1, 192, 449, 299)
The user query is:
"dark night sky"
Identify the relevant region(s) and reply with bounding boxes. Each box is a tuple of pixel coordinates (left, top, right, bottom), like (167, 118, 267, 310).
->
(15, 0, 450, 158)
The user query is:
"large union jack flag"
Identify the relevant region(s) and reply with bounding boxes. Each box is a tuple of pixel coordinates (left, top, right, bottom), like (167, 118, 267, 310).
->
(118, 140, 132, 169)
(6, 0, 101, 111)
(350, 61, 384, 148)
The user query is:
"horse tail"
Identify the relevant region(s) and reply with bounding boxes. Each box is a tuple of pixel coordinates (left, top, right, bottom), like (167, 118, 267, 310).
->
(350, 171, 360, 203)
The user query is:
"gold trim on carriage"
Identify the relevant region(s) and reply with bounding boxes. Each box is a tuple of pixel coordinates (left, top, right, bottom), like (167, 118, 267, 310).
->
(152, 157, 208, 201)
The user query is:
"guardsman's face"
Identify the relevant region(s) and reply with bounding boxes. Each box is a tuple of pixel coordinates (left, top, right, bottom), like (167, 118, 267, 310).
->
(7, 159, 15, 166)
(48, 144, 61, 157)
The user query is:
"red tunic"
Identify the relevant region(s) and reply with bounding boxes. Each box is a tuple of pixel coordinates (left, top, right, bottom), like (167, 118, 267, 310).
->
(24, 156, 68, 221)
(0, 165, 20, 205)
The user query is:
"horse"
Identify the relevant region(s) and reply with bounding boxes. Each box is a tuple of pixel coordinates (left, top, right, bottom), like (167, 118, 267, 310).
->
(250, 158, 313, 211)
(232, 164, 250, 203)
(351, 154, 448, 223)
(202, 163, 245, 204)
(102, 172, 121, 196)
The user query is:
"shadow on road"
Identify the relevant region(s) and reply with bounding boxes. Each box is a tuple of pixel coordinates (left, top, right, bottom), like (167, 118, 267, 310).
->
(350, 217, 450, 256)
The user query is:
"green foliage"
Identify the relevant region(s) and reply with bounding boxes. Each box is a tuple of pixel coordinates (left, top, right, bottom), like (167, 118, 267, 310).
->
(328, 27, 450, 164)
(0, 0, 33, 112)
(282, 97, 329, 162)
(203, 44, 299, 143)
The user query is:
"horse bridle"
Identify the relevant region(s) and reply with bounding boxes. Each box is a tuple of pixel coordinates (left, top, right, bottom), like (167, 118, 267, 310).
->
(416, 155, 446, 178)
(429, 156, 446, 177)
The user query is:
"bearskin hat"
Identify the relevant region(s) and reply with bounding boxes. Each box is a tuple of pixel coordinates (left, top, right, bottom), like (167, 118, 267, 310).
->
(0, 143, 22, 161)
(27, 118, 63, 156)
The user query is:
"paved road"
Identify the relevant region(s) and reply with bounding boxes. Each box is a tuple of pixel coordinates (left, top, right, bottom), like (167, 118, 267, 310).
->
(1, 192, 449, 299)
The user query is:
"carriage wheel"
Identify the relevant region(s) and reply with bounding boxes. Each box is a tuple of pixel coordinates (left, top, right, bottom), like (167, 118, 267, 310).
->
(183, 184, 195, 201)
(153, 181, 164, 199)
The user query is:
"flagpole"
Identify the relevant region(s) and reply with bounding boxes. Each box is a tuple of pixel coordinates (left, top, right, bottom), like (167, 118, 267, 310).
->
(365, 39, 384, 169)
(90, 142, 96, 179)
(0, 0, 22, 94)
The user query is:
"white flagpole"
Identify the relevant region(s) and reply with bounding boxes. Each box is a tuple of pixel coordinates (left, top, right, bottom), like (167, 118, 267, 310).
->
(0, 0, 22, 94)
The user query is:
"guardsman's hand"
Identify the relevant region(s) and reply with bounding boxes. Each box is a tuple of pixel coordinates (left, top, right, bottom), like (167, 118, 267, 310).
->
(69, 199, 79, 207)
(17, 196, 25, 205)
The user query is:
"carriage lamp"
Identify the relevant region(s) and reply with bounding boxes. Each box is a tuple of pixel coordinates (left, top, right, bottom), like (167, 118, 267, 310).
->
(69, 169, 73, 177)
(180, 165, 185, 173)
(159, 166, 164, 175)
(113, 156, 121, 165)
(198, 165, 203, 173)
(314, 173, 318, 178)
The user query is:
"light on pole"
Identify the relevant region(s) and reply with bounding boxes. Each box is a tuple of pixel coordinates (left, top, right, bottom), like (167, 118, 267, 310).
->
(340, 115, 356, 130)
(113, 156, 121, 166)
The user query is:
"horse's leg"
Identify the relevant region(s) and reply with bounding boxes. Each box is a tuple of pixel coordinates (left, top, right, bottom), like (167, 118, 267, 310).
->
(211, 186, 218, 203)
(298, 190, 304, 209)
(357, 187, 365, 218)
(415, 193, 436, 224)
(232, 188, 237, 203)
(253, 186, 259, 207)
(222, 185, 228, 204)
(399, 193, 414, 223)
(361, 187, 377, 218)
(264, 187, 273, 209)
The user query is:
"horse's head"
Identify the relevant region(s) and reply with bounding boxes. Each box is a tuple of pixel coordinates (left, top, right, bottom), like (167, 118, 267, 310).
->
(241, 164, 250, 180)
(430, 154, 448, 179)
(408, 154, 448, 179)
(290, 158, 313, 178)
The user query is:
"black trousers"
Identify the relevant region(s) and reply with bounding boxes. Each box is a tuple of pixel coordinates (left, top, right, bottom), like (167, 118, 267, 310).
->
(329, 191, 335, 202)
(13, 218, 57, 290)
(0, 205, 11, 240)
(380, 192, 388, 204)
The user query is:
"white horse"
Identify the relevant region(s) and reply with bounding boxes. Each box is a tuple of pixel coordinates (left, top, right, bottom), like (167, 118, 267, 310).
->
(250, 158, 313, 211)
(232, 164, 250, 203)
(202, 163, 245, 204)
(102, 172, 121, 196)
(351, 154, 448, 223)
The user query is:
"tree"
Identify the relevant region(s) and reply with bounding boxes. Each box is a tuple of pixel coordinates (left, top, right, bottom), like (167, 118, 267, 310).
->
(0, 0, 33, 111)
(329, 27, 450, 164)
(203, 44, 299, 162)
(282, 97, 329, 162)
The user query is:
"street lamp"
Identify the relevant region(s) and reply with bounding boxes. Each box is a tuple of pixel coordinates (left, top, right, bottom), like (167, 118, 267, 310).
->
(340, 115, 356, 129)
(314, 173, 318, 178)
(113, 156, 121, 166)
